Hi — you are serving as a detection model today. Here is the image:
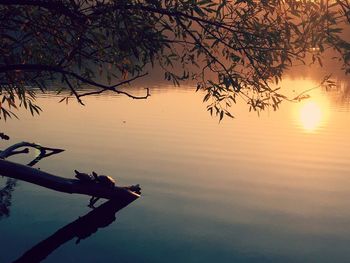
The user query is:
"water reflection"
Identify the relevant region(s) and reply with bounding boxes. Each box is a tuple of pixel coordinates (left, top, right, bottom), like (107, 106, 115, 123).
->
(0, 178, 16, 219)
(12, 198, 135, 263)
(285, 78, 332, 132)
(299, 101, 323, 131)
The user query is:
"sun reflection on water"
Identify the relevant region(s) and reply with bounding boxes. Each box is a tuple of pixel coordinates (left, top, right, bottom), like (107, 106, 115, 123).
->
(299, 101, 323, 131)
(283, 78, 331, 133)
(296, 92, 331, 132)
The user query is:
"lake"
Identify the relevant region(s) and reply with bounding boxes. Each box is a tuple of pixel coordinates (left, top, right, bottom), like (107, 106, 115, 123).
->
(1, 73, 350, 262)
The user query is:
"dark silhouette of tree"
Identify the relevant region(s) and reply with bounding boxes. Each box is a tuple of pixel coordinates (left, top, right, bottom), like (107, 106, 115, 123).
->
(0, 177, 16, 219)
(0, 0, 349, 119)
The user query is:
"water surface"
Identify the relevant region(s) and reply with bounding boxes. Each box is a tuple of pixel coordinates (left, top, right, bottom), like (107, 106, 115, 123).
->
(1, 76, 350, 263)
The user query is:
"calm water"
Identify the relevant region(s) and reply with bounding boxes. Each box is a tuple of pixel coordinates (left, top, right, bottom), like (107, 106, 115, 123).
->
(1, 76, 350, 262)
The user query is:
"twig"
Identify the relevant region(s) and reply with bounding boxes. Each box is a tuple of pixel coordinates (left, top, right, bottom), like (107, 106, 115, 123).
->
(77, 73, 150, 99)
(63, 74, 85, 105)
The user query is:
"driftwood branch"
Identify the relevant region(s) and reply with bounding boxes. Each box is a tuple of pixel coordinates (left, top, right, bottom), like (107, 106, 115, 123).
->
(0, 158, 140, 200)
(0, 142, 140, 201)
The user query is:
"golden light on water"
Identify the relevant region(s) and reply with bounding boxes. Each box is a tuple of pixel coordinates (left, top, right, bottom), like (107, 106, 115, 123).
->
(282, 78, 331, 133)
(299, 101, 323, 131)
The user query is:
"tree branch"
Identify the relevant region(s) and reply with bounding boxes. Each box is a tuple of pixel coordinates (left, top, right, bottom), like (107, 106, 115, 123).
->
(78, 73, 150, 99)
(0, 0, 85, 22)
(0, 64, 150, 99)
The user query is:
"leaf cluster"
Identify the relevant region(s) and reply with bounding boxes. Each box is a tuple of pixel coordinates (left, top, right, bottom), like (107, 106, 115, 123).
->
(0, 0, 349, 119)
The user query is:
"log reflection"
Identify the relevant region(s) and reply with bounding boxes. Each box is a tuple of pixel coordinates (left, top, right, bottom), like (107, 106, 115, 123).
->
(13, 196, 137, 263)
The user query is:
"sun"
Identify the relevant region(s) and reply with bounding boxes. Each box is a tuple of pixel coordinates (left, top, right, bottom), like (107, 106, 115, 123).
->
(299, 101, 323, 132)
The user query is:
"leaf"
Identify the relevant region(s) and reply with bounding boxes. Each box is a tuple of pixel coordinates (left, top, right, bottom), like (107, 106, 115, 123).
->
(219, 110, 224, 121)
(225, 111, 234, 118)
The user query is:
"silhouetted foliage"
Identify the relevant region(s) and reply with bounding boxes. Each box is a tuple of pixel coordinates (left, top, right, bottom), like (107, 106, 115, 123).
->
(0, 0, 349, 119)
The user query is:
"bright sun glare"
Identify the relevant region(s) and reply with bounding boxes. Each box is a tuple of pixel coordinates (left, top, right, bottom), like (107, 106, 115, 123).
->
(299, 101, 323, 131)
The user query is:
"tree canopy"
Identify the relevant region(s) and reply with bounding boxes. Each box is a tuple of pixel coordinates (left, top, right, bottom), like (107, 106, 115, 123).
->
(0, 0, 349, 120)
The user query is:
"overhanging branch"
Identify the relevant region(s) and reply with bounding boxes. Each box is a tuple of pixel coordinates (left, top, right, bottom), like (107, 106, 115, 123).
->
(0, 64, 150, 100)
(0, 0, 85, 22)
(77, 73, 150, 99)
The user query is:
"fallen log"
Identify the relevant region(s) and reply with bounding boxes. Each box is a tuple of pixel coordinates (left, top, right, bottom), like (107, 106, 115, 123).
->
(0, 158, 140, 200)
(0, 141, 140, 202)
